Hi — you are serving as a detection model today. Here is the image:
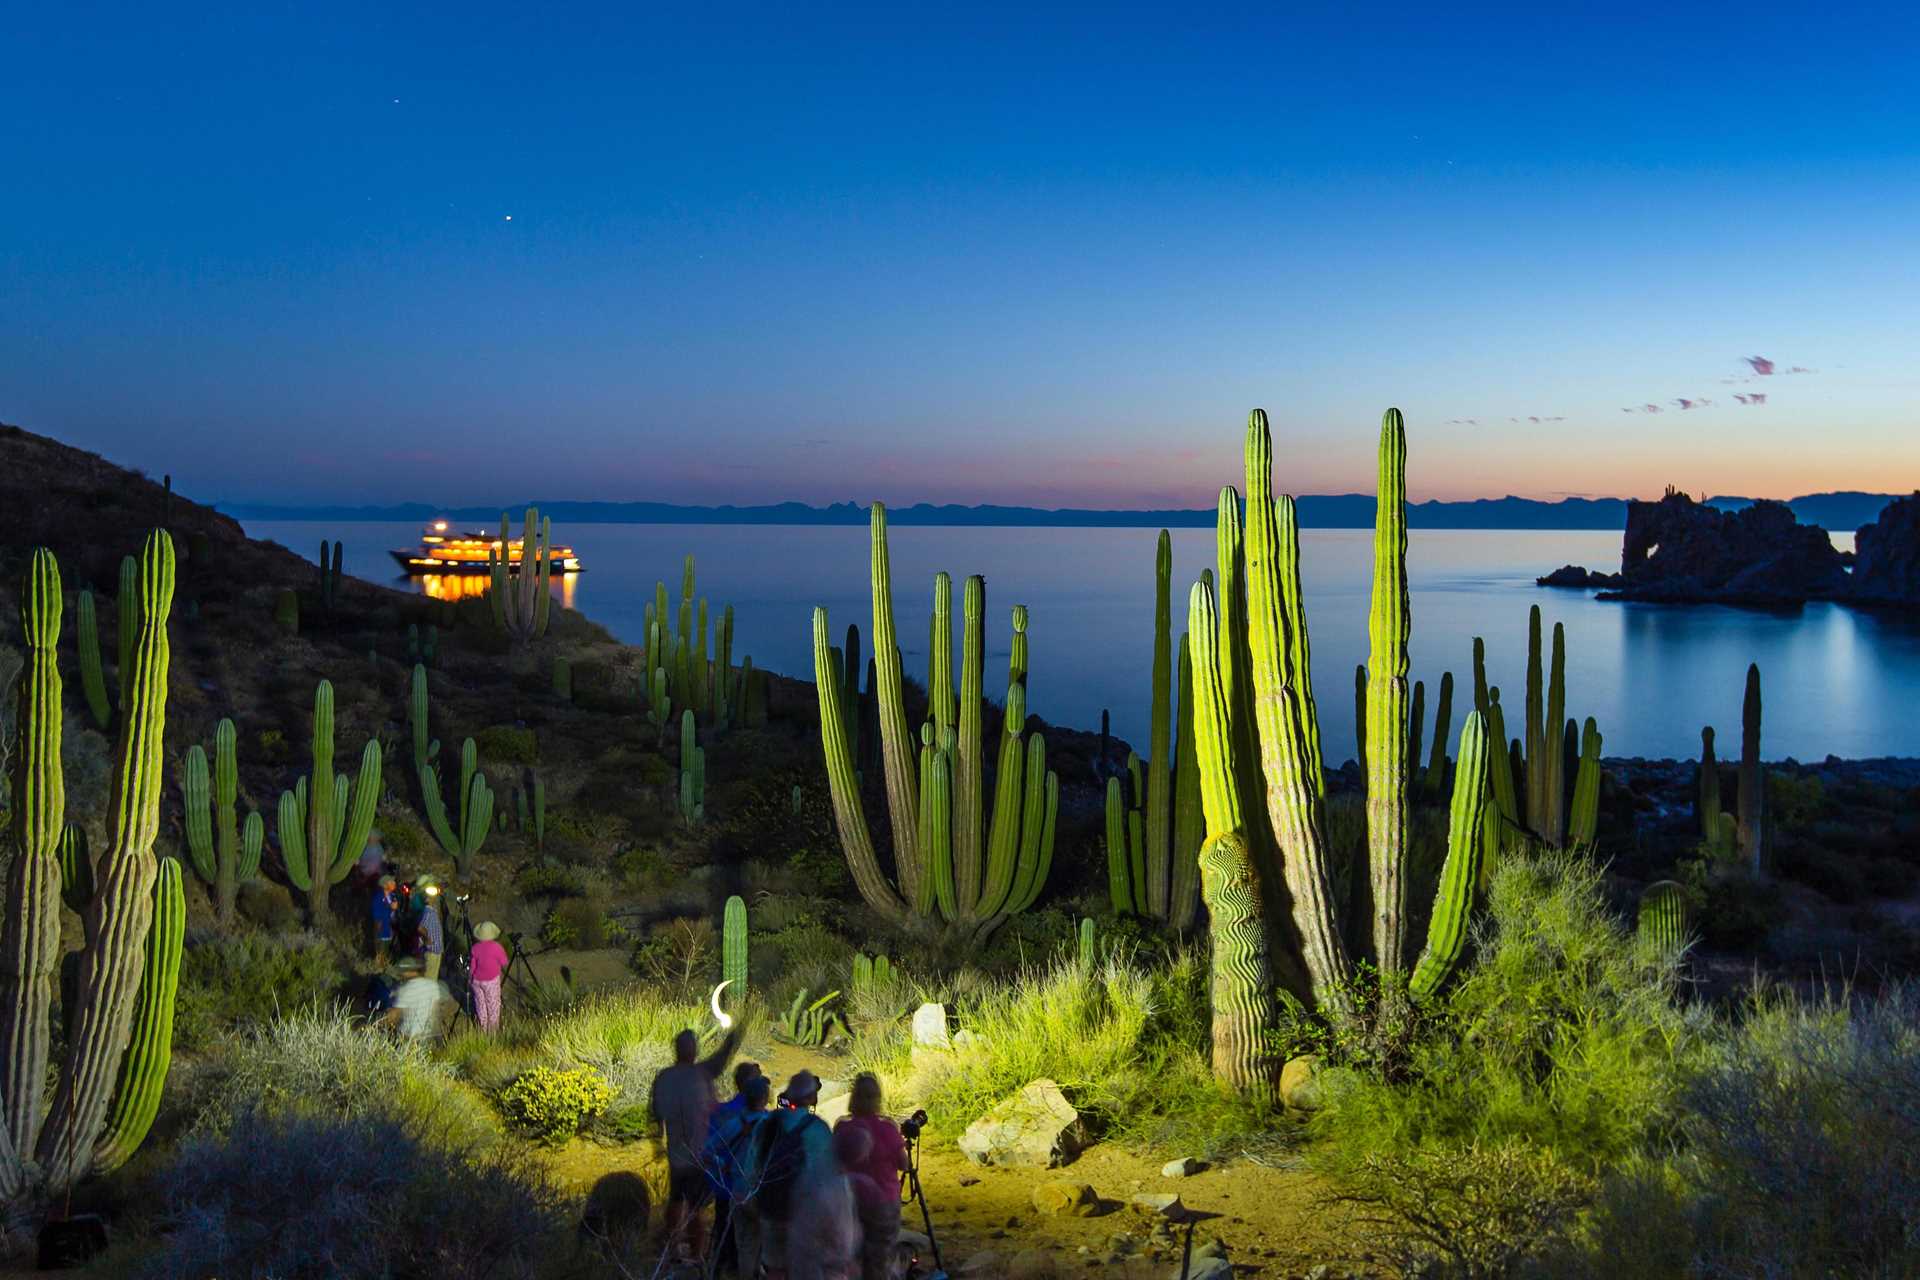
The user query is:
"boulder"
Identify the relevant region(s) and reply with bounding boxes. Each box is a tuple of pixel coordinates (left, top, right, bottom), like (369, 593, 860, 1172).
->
(1160, 1156, 1203, 1178)
(1537, 563, 1623, 589)
(1280, 1054, 1324, 1111)
(957, 1078, 1086, 1168)
(1130, 1192, 1184, 1217)
(1850, 491, 1920, 605)
(1030, 1180, 1099, 1216)
(911, 1002, 951, 1048)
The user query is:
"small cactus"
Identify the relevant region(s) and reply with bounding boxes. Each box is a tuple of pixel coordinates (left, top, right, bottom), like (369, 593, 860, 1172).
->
(679, 710, 705, 826)
(1077, 917, 1097, 970)
(722, 895, 748, 994)
(1638, 881, 1691, 953)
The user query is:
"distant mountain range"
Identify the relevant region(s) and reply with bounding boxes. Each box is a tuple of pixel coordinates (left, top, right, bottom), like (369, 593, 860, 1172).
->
(220, 491, 1906, 531)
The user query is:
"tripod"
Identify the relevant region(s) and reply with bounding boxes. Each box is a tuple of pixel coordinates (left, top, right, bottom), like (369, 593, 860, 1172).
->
(446, 903, 542, 1033)
(900, 1130, 947, 1279)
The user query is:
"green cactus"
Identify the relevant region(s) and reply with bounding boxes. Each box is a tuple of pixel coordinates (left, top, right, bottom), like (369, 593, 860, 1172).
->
(1738, 663, 1764, 874)
(1568, 718, 1603, 847)
(775, 989, 845, 1047)
(723, 895, 748, 994)
(410, 663, 435, 775)
(1698, 726, 1721, 842)
(6, 532, 181, 1191)
(58, 824, 94, 914)
(1364, 408, 1411, 970)
(280, 681, 384, 920)
(1409, 711, 1493, 1000)
(850, 953, 894, 992)
(182, 718, 262, 925)
(1638, 881, 1691, 952)
(1544, 623, 1568, 846)
(811, 508, 1058, 934)
(1480, 614, 1599, 852)
(116, 554, 137, 710)
(1077, 916, 1097, 970)
(714, 605, 735, 729)
(1423, 671, 1454, 797)
(679, 710, 705, 826)
(75, 588, 112, 729)
(1710, 810, 1738, 857)
(1407, 679, 1427, 792)
(490, 509, 553, 642)
(553, 656, 572, 702)
(420, 737, 493, 875)
(318, 538, 343, 614)
(1353, 663, 1367, 767)
(93, 855, 185, 1173)
(272, 587, 300, 635)
(647, 665, 672, 743)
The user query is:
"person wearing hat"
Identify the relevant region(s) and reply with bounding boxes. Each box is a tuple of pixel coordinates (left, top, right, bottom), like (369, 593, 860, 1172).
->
(380, 955, 452, 1041)
(469, 921, 509, 1033)
(370, 874, 398, 969)
(415, 876, 446, 980)
(739, 1070, 837, 1280)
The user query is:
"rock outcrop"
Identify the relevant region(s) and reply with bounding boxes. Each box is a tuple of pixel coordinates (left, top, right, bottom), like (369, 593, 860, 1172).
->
(1849, 491, 1920, 606)
(1606, 488, 1847, 605)
(1537, 564, 1623, 589)
(957, 1079, 1086, 1168)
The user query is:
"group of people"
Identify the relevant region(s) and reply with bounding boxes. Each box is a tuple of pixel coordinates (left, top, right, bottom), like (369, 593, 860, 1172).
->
(650, 1028, 909, 1280)
(361, 837, 511, 1039)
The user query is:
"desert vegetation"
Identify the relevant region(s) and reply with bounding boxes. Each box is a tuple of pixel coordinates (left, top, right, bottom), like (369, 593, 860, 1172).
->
(0, 414, 1915, 1278)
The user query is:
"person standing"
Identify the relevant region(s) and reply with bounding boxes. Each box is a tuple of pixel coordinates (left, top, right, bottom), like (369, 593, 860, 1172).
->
(708, 1071, 771, 1275)
(648, 1025, 747, 1263)
(369, 875, 398, 969)
(468, 921, 508, 1032)
(740, 1070, 836, 1280)
(416, 876, 446, 980)
(379, 957, 452, 1041)
(835, 1074, 908, 1280)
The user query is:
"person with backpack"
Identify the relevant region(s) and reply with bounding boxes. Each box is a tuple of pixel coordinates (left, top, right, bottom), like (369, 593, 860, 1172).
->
(740, 1070, 836, 1280)
(707, 1070, 770, 1275)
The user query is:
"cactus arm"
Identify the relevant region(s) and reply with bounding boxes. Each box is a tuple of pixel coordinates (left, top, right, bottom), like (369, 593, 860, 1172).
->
(1353, 663, 1367, 768)
(116, 554, 137, 711)
(1698, 726, 1721, 840)
(279, 786, 312, 891)
(930, 573, 954, 739)
(1544, 622, 1567, 845)
(183, 745, 215, 885)
(419, 758, 460, 858)
(1523, 605, 1544, 833)
(330, 741, 383, 883)
(922, 737, 953, 919)
(1242, 414, 1350, 999)
(953, 575, 986, 917)
(1145, 529, 1174, 918)
(1010, 768, 1058, 916)
(866, 505, 924, 905)
(1, 549, 67, 1158)
(59, 824, 95, 914)
(1738, 663, 1764, 873)
(1364, 408, 1412, 972)
(1568, 718, 1603, 846)
(238, 811, 264, 884)
(1169, 631, 1203, 931)
(38, 531, 173, 1185)
(1186, 578, 1281, 1096)
(977, 683, 1028, 922)
(1105, 776, 1132, 913)
(1425, 671, 1455, 796)
(92, 856, 185, 1173)
(212, 719, 239, 921)
(1006, 733, 1051, 912)
(76, 589, 112, 730)
(534, 515, 553, 637)
(1409, 711, 1491, 1000)
(460, 769, 494, 874)
(1275, 495, 1325, 795)
(811, 608, 909, 919)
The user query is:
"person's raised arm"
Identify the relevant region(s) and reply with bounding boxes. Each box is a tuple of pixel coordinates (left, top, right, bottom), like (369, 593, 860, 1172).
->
(699, 1023, 746, 1079)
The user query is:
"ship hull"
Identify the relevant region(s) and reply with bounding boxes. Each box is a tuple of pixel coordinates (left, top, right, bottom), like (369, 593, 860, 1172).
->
(388, 550, 579, 576)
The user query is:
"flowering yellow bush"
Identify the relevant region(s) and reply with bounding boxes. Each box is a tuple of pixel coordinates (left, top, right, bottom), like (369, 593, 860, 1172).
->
(499, 1066, 615, 1144)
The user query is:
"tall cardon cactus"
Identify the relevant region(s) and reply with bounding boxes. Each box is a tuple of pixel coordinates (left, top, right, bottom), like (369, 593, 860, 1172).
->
(279, 680, 384, 921)
(812, 505, 1058, 934)
(722, 895, 748, 994)
(3, 532, 183, 1199)
(422, 737, 493, 874)
(489, 508, 553, 642)
(182, 718, 265, 925)
(1738, 663, 1764, 874)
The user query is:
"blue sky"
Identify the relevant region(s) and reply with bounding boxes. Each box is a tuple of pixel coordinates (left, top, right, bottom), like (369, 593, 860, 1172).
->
(3, 2, 1917, 506)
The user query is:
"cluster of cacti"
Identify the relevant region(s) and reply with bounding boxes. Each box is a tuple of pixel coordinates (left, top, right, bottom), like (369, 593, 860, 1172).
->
(722, 895, 748, 993)
(410, 662, 494, 872)
(850, 952, 894, 991)
(406, 622, 437, 666)
(1738, 663, 1765, 873)
(1637, 880, 1691, 952)
(75, 588, 112, 729)
(1181, 410, 1499, 1094)
(645, 664, 673, 744)
(489, 508, 553, 642)
(272, 587, 299, 635)
(1466, 607, 1604, 855)
(553, 655, 572, 702)
(642, 557, 739, 730)
(1406, 671, 1456, 796)
(182, 718, 265, 925)
(1, 534, 185, 1200)
(514, 772, 547, 852)
(318, 538, 343, 614)
(278, 680, 384, 921)
(775, 989, 846, 1047)
(679, 709, 705, 826)
(1104, 532, 1202, 928)
(812, 505, 1060, 935)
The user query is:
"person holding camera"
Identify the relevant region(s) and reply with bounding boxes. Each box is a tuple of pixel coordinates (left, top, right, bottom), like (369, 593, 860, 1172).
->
(835, 1073, 908, 1280)
(741, 1070, 838, 1280)
(415, 876, 446, 979)
(468, 922, 508, 1032)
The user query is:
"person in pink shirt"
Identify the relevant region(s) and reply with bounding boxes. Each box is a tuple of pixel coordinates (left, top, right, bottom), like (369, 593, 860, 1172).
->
(834, 1073, 907, 1280)
(468, 921, 509, 1032)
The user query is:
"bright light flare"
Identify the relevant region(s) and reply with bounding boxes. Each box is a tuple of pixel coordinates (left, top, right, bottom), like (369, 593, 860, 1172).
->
(710, 980, 734, 1030)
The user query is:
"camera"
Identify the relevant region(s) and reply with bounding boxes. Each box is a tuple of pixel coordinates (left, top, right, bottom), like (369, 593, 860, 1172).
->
(900, 1109, 928, 1142)
(776, 1091, 796, 1110)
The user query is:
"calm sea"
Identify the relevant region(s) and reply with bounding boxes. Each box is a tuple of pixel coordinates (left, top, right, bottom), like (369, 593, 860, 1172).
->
(243, 521, 1920, 763)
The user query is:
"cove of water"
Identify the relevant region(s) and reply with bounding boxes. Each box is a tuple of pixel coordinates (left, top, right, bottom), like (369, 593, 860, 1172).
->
(242, 520, 1920, 763)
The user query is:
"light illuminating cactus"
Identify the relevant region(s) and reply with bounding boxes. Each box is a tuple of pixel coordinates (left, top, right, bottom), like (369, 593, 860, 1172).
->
(2, 533, 181, 1200)
(722, 895, 748, 995)
(1105, 532, 1202, 928)
(422, 737, 494, 875)
(1078, 916, 1097, 970)
(1474, 605, 1603, 853)
(93, 855, 185, 1173)
(1637, 880, 1691, 952)
(1568, 718, 1604, 847)
(812, 506, 1059, 935)
(182, 718, 265, 925)
(851, 953, 894, 991)
(489, 508, 553, 642)
(1184, 411, 1497, 1095)
(75, 588, 112, 729)
(279, 681, 384, 921)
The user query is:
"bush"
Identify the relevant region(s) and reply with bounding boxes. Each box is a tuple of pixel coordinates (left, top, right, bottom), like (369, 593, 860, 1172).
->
(473, 723, 539, 765)
(172, 933, 344, 1052)
(141, 1110, 561, 1280)
(499, 1065, 616, 1144)
(514, 860, 586, 899)
(541, 895, 613, 949)
(534, 990, 710, 1109)
(629, 917, 715, 993)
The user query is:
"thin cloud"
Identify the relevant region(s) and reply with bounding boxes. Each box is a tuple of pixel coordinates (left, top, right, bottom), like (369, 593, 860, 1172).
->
(1788, 365, 1815, 374)
(1745, 355, 1776, 376)
(1674, 397, 1714, 410)
(1526, 415, 1566, 424)
(1734, 392, 1768, 406)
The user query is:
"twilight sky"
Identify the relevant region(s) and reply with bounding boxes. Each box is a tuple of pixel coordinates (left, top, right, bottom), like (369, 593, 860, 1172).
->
(3, 3, 1917, 508)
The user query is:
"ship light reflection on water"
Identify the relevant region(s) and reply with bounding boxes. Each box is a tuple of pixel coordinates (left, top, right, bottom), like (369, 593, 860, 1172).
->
(416, 571, 577, 610)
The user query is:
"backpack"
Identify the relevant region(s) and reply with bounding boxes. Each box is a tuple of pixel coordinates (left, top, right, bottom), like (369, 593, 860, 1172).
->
(748, 1109, 822, 1222)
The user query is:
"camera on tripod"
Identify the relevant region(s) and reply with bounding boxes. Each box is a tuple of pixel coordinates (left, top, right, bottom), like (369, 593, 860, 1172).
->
(899, 1108, 929, 1142)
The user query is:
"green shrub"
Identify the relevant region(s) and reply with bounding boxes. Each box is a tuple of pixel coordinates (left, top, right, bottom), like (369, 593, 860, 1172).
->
(473, 724, 539, 765)
(172, 933, 345, 1052)
(542, 896, 611, 949)
(514, 861, 586, 899)
(1679, 855, 1784, 946)
(534, 991, 708, 1108)
(498, 1066, 616, 1144)
(1767, 771, 1827, 831)
(612, 844, 672, 889)
(628, 917, 716, 993)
